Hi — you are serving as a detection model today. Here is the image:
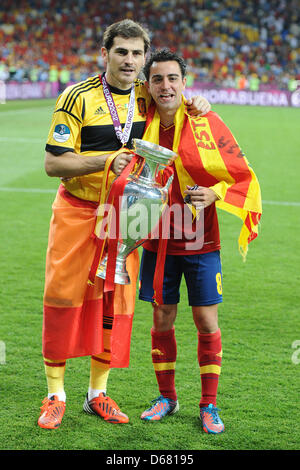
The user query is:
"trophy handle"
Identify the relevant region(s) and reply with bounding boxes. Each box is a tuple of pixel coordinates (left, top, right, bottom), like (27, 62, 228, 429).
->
(96, 140, 177, 285)
(164, 174, 174, 190)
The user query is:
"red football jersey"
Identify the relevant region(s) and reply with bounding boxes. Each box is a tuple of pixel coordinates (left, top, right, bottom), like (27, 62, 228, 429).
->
(143, 124, 221, 255)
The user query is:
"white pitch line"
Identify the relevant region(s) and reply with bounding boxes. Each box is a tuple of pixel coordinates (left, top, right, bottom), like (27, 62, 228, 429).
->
(0, 187, 299, 206)
(0, 105, 53, 116)
(0, 137, 44, 143)
(0, 187, 57, 194)
(262, 200, 300, 207)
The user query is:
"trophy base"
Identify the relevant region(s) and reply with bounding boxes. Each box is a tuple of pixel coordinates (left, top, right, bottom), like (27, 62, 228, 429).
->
(96, 257, 131, 285)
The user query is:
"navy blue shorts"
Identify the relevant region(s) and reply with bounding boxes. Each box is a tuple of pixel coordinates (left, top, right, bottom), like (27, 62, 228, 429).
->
(139, 249, 223, 306)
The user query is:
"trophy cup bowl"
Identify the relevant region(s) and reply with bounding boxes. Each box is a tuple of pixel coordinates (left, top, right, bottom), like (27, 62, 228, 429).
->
(96, 139, 177, 284)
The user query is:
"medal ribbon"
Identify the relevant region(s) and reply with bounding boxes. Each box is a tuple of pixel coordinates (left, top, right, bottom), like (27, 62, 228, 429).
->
(101, 74, 135, 145)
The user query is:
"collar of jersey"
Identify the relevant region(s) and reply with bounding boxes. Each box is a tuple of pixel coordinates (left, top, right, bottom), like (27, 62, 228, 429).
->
(102, 73, 134, 95)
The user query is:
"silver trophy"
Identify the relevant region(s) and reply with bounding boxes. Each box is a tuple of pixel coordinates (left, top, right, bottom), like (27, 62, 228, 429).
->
(96, 138, 177, 284)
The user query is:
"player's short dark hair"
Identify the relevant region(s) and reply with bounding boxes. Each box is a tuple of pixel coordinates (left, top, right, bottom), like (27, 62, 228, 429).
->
(103, 19, 151, 54)
(143, 48, 187, 81)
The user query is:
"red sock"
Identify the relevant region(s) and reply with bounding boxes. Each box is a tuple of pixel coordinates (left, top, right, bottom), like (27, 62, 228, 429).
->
(151, 327, 177, 401)
(198, 328, 222, 408)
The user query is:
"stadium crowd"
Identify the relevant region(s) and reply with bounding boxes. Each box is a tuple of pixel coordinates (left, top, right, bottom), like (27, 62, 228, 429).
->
(0, 0, 299, 91)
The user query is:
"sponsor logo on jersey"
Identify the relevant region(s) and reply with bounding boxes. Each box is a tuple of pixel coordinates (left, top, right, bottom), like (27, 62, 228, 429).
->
(95, 104, 128, 115)
(94, 106, 106, 115)
(53, 124, 71, 143)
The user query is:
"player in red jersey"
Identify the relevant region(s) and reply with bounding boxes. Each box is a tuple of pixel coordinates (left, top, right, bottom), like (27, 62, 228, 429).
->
(139, 49, 261, 433)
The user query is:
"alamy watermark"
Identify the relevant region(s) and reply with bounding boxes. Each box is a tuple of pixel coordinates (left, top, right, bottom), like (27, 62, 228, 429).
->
(291, 80, 300, 107)
(0, 80, 6, 104)
(0, 341, 6, 364)
(96, 199, 205, 250)
(291, 340, 300, 365)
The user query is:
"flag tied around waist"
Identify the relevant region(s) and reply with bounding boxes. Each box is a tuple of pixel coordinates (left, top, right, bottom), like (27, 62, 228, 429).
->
(85, 149, 142, 367)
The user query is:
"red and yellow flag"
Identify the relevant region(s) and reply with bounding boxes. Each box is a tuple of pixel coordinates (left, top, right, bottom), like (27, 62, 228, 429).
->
(143, 99, 262, 260)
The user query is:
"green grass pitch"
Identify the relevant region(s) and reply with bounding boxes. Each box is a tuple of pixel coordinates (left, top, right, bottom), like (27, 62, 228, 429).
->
(0, 98, 299, 451)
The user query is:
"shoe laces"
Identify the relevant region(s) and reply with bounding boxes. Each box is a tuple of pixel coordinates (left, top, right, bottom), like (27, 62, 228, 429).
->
(104, 395, 120, 412)
(40, 396, 62, 414)
(96, 393, 121, 414)
(202, 404, 222, 423)
(148, 395, 171, 411)
(151, 395, 164, 404)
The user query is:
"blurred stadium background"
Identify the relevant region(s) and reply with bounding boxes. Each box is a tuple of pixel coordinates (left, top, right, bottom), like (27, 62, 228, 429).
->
(0, 0, 300, 452)
(1, 0, 300, 103)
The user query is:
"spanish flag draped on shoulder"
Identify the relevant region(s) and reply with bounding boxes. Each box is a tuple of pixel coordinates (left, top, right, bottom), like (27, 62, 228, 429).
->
(143, 98, 262, 260)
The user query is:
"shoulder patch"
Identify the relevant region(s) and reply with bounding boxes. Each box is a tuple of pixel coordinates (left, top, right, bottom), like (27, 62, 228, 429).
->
(53, 124, 71, 143)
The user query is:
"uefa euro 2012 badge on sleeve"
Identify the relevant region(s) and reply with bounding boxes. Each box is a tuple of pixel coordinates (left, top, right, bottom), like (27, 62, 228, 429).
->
(53, 124, 71, 143)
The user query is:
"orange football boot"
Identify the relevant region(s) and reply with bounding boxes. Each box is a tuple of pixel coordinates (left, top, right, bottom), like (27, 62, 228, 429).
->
(38, 395, 66, 429)
(83, 392, 129, 424)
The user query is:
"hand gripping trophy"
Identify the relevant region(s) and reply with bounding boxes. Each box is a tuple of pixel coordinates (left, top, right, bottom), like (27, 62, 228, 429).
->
(96, 138, 177, 285)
